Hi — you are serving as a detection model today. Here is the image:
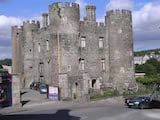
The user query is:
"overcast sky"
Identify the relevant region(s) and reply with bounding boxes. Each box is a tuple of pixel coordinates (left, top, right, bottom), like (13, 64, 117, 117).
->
(0, 0, 160, 59)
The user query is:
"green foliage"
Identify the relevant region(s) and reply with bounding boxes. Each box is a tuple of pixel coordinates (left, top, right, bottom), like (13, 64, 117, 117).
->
(56, 4, 61, 18)
(135, 58, 160, 76)
(135, 58, 160, 86)
(0, 59, 12, 66)
(144, 63, 157, 75)
(90, 91, 119, 100)
(146, 58, 160, 73)
(123, 89, 152, 97)
(136, 74, 160, 85)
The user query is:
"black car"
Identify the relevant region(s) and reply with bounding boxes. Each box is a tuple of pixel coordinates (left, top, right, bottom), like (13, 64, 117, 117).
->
(30, 82, 41, 90)
(126, 96, 151, 109)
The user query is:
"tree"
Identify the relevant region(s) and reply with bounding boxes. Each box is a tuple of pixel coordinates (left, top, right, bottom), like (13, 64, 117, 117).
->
(0, 59, 12, 66)
(146, 58, 160, 73)
(143, 63, 157, 76)
(135, 64, 145, 73)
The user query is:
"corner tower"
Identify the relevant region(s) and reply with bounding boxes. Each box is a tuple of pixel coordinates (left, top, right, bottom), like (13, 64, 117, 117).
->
(106, 10, 135, 90)
(23, 20, 40, 88)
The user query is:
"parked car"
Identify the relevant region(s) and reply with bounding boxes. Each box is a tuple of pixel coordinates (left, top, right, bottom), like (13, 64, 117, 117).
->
(30, 82, 41, 90)
(149, 99, 160, 108)
(39, 84, 48, 94)
(126, 96, 160, 109)
(125, 96, 136, 105)
(126, 96, 151, 109)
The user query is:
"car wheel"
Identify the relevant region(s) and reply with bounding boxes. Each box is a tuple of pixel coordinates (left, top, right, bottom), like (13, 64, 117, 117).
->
(139, 104, 145, 109)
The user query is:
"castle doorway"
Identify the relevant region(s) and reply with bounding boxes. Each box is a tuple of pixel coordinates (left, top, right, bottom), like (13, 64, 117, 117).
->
(72, 82, 79, 100)
(92, 79, 96, 89)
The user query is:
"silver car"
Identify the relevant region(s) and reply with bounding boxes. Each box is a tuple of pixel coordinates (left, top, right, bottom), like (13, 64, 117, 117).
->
(39, 84, 47, 94)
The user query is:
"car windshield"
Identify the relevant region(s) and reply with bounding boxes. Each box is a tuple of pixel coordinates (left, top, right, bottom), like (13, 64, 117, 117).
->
(40, 86, 46, 89)
(40, 85, 47, 88)
(134, 97, 149, 101)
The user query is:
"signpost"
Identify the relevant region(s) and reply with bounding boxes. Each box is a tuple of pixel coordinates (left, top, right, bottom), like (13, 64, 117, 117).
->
(48, 86, 59, 100)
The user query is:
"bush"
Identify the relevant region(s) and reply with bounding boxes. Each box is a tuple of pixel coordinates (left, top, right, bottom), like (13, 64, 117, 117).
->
(123, 89, 152, 97)
(90, 90, 119, 100)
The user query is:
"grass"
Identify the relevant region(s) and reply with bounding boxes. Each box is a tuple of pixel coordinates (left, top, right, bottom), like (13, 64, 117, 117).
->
(123, 89, 153, 97)
(90, 89, 153, 100)
(90, 91, 119, 100)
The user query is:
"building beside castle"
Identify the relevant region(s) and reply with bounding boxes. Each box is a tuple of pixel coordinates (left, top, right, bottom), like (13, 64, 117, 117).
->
(12, 2, 135, 101)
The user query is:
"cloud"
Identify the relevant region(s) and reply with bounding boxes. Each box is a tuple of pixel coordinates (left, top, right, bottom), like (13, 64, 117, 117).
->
(106, 0, 134, 11)
(133, 2, 160, 32)
(133, 2, 160, 50)
(0, 15, 24, 59)
(105, 0, 160, 51)
(0, 46, 11, 59)
(0, 15, 41, 59)
(75, 0, 87, 19)
(0, 15, 23, 38)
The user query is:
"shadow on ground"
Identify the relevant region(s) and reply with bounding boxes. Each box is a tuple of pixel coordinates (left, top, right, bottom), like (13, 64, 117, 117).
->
(20, 91, 27, 96)
(0, 109, 80, 120)
(21, 100, 30, 106)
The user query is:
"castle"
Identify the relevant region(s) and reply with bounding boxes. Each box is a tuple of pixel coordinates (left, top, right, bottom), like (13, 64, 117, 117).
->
(12, 2, 135, 101)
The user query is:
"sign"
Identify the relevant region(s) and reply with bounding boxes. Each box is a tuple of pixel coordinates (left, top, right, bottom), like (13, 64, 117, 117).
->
(48, 86, 59, 100)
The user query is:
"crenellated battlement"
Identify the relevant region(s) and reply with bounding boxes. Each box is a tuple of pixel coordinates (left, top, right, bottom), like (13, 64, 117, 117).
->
(98, 22, 105, 27)
(49, 2, 79, 9)
(86, 5, 96, 9)
(12, 25, 23, 30)
(106, 9, 131, 17)
(23, 20, 40, 25)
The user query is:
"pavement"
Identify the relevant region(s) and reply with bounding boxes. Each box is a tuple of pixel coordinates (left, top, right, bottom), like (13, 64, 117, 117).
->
(1, 90, 160, 120)
(0, 100, 160, 120)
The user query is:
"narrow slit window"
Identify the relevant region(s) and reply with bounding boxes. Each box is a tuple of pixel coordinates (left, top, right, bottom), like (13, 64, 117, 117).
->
(38, 43, 41, 53)
(81, 37, 86, 48)
(101, 58, 105, 71)
(67, 65, 71, 72)
(81, 59, 85, 71)
(99, 37, 103, 48)
(39, 62, 44, 73)
(46, 40, 49, 51)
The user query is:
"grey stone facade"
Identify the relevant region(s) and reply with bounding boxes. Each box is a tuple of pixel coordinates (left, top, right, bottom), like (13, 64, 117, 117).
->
(12, 2, 135, 101)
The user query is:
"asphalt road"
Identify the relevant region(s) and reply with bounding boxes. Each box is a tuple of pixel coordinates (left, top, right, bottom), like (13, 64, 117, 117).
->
(0, 101, 160, 120)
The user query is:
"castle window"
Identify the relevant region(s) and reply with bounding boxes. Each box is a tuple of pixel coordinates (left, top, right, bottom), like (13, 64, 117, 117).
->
(39, 62, 44, 74)
(67, 65, 71, 72)
(81, 37, 86, 48)
(46, 40, 49, 51)
(81, 59, 85, 71)
(38, 43, 41, 52)
(101, 58, 105, 71)
(99, 37, 103, 48)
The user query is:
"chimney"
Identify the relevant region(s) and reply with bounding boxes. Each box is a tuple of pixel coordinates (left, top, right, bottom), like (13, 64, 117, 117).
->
(86, 5, 96, 21)
(42, 13, 48, 28)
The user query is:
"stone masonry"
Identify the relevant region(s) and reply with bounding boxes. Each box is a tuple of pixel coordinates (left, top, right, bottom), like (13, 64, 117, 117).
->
(12, 2, 135, 101)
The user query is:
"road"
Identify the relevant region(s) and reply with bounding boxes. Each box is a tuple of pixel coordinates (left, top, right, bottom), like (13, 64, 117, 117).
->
(0, 100, 160, 120)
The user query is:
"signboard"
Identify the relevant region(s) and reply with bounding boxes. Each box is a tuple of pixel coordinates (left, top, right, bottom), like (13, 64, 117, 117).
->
(48, 86, 59, 100)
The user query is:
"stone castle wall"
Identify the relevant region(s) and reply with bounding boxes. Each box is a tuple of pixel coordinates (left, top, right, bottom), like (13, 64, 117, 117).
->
(12, 2, 135, 100)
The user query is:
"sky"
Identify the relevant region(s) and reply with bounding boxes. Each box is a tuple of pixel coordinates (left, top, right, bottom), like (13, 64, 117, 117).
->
(0, 0, 160, 59)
